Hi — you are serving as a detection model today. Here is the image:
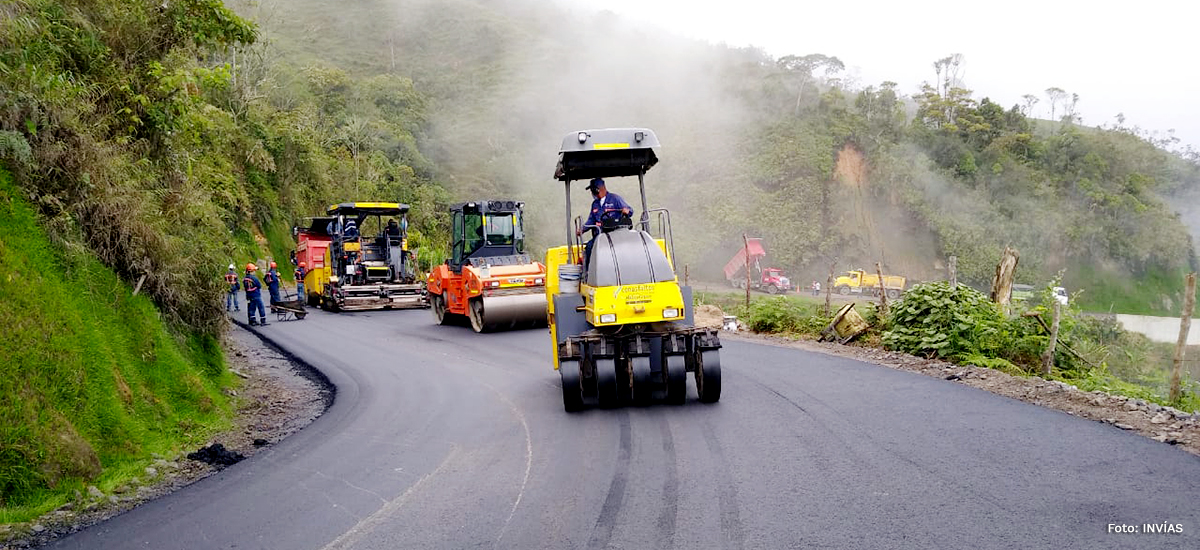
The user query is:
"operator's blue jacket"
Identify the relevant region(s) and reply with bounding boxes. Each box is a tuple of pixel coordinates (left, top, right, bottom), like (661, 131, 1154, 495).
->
(584, 192, 633, 233)
(264, 268, 281, 291)
(243, 273, 263, 300)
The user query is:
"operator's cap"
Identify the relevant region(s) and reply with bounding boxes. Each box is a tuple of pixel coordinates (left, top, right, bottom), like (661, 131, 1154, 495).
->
(586, 178, 605, 190)
(228, 263, 235, 270)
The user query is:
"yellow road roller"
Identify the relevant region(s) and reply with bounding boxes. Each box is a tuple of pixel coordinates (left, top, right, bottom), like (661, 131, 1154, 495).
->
(545, 128, 721, 411)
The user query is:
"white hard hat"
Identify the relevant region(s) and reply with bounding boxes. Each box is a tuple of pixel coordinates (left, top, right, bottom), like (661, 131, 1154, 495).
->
(228, 264, 235, 269)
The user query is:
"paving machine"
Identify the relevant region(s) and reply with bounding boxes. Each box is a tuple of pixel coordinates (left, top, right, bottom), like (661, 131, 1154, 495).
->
(427, 199, 548, 332)
(546, 128, 721, 411)
(317, 202, 427, 311)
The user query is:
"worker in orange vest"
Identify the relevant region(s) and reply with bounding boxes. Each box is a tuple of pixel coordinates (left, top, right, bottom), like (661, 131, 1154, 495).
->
(224, 264, 240, 312)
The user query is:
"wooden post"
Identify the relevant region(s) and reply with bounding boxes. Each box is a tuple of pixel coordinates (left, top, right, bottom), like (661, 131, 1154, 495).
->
(1041, 301, 1060, 375)
(875, 262, 889, 318)
(743, 234, 751, 310)
(825, 260, 836, 317)
(132, 274, 147, 296)
(1170, 273, 1196, 403)
(990, 246, 1019, 314)
(948, 255, 957, 289)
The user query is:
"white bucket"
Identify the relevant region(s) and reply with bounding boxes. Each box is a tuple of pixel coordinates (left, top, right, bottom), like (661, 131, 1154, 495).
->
(559, 264, 582, 294)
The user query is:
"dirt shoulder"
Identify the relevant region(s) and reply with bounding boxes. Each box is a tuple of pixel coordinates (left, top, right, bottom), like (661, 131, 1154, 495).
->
(3, 323, 329, 549)
(724, 330, 1200, 457)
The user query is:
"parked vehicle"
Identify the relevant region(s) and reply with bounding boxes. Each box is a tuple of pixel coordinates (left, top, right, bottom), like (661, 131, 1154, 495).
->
(833, 269, 905, 299)
(1011, 284, 1036, 302)
(722, 238, 792, 294)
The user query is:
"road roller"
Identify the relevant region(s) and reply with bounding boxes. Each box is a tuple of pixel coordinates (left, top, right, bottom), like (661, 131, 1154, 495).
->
(546, 128, 722, 411)
(427, 199, 548, 332)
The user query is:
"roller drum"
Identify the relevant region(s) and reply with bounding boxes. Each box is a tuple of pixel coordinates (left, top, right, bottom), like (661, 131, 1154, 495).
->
(474, 292, 547, 331)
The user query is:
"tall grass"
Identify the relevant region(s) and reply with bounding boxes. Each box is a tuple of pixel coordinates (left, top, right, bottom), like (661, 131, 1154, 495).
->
(0, 170, 232, 519)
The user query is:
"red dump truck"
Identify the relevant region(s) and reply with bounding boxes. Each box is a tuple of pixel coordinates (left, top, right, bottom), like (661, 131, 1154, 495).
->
(724, 238, 792, 294)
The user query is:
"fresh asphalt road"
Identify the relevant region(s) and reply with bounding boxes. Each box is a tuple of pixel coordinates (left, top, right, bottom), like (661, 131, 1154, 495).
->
(49, 308, 1200, 549)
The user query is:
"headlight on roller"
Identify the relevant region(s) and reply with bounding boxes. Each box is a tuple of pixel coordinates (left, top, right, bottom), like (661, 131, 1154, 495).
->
(599, 313, 616, 323)
(663, 307, 680, 318)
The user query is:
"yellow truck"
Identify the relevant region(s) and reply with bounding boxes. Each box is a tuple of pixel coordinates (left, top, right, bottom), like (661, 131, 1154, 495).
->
(833, 269, 906, 299)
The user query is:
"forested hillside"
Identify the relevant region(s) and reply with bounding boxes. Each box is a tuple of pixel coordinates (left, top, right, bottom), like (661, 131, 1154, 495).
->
(252, 0, 1200, 314)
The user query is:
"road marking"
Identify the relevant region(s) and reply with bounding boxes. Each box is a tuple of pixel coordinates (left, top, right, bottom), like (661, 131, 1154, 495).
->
(319, 447, 458, 550)
(491, 385, 534, 548)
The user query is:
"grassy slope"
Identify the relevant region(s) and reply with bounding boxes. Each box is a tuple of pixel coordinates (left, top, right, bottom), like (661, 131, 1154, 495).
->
(0, 169, 233, 520)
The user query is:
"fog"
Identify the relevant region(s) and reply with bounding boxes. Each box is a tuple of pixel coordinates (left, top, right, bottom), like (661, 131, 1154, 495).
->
(385, 0, 759, 263)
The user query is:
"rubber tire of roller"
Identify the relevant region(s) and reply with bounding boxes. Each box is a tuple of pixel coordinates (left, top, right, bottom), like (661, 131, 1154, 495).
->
(695, 350, 722, 404)
(630, 356, 653, 406)
(664, 354, 687, 405)
(560, 359, 584, 412)
(595, 357, 618, 408)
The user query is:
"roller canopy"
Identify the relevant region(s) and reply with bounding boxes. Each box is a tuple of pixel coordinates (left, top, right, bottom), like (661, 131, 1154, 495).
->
(554, 128, 659, 182)
(326, 202, 410, 216)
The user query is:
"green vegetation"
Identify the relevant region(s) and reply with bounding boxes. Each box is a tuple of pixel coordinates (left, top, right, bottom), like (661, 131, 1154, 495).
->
(878, 282, 1200, 411)
(0, 170, 231, 517)
(697, 284, 1200, 412)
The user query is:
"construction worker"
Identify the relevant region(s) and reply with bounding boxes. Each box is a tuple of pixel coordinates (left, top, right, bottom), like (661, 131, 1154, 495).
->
(264, 261, 282, 305)
(294, 262, 307, 303)
(243, 263, 268, 326)
(576, 178, 633, 272)
(224, 264, 240, 312)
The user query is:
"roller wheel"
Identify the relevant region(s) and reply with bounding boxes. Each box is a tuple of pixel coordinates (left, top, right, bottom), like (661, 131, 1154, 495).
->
(595, 357, 618, 408)
(695, 350, 722, 404)
(560, 359, 584, 412)
(468, 298, 490, 333)
(432, 294, 450, 325)
(630, 356, 653, 406)
(664, 354, 687, 405)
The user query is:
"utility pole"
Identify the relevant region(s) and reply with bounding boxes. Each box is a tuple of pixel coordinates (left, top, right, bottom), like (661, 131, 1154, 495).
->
(875, 262, 889, 318)
(743, 234, 752, 310)
(1170, 273, 1196, 403)
(1041, 301, 1061, 376)
(948, 255, 957, 289)
(825, 259, 836, 317)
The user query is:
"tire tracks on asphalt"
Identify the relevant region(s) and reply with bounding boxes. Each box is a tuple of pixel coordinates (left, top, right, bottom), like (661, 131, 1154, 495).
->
(587, 411, 632, 550)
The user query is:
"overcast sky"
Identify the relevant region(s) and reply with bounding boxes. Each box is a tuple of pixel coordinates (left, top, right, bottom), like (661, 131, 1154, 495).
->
(571, 0, 1199, 151)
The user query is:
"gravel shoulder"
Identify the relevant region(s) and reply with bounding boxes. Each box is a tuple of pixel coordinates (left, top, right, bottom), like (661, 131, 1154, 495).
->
(723, 329, 1200, 457)
(3, 323, 329, 549)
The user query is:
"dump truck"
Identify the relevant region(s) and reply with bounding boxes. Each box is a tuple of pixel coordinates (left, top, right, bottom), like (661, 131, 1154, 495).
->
(292, 216, 335, 306)
(833, 269, 905, 299)
(302, 202, 427, 311)
(426, 199, 547, 332)
(723, 238, 792, 294)
(546, 127, 721, 411)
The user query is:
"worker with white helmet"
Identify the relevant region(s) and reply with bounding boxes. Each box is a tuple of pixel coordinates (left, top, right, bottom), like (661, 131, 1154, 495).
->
(224, 263, 240, 312)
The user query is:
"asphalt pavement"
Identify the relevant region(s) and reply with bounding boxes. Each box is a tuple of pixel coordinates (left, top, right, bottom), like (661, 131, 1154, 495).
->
(47, 308, 1200, 549)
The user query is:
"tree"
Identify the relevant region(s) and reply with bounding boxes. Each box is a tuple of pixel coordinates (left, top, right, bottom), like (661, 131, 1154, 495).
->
(1021, 94, 1039, 117)
(932, 54, 965, 98)
(777, 53, 845, 115)
(1044, 87, 1067, 121)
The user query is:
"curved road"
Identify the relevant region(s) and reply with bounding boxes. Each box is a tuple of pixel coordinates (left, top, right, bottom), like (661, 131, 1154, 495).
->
(51, 309, 1200, 549)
